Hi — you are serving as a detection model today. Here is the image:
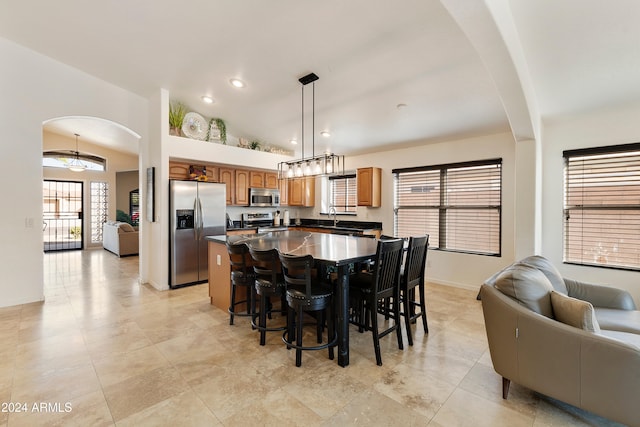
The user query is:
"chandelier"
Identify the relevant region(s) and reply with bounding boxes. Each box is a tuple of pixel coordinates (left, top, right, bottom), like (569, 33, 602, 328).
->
(278, 72, 344, 179)
(67, 133, 86, 172)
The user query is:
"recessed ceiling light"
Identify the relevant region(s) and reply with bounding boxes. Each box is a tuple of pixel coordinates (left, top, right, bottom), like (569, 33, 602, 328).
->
(320, 131, 331, 138)
(230, 79, 245, 88)
(290, 139, 298, 145)
(201, 95, 214, 104)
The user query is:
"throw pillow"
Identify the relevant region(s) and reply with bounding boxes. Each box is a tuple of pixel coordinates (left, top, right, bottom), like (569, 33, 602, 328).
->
(494, 262, 555, 318)
(520, 255, 568, 294)
(118, 223, 135, 233)
(550, 291, 600, 333)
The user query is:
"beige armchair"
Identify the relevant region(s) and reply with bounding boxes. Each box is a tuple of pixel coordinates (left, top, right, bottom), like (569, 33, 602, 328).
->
(481, 256, 640, 427)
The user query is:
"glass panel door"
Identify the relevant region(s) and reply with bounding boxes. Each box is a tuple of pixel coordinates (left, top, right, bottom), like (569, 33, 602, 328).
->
(43, 180, 83, 252)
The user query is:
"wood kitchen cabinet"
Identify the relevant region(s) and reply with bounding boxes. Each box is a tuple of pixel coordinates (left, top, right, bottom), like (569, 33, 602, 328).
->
(219, 167, 235, 205)
(250, 171, 265, 188)
(357, 167, 381, 207)
(168, 161, 218, 182)
(249, 171, 278, 189)
(288, 176, 315, 207)
(264, 172, 278, 189)
(235, 169, 250, 206)
(278, 178, 289, 206)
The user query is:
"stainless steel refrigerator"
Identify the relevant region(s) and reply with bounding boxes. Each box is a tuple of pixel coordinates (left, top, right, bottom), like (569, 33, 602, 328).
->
(169, 180, 226, 288)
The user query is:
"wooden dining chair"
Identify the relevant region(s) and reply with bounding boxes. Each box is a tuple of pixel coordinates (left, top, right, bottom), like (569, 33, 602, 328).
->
(349, 238, 405, 365)
(399, 235, 429, 345)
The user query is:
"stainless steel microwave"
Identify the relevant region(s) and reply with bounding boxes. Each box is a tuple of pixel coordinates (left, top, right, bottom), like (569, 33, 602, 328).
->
(249, 188, 280, 207)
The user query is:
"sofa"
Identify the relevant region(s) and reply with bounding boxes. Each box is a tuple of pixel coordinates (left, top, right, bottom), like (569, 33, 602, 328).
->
(480, 256, 640, 427)
(102, 221, 139, 256)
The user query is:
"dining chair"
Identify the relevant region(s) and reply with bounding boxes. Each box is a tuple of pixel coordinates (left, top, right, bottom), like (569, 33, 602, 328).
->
(399, 234, 429, 346)
(278, 253, 337, 367)
(349, 238, 405, 365)
(249, 247, 287, 346)
(226, 242, 256, 326)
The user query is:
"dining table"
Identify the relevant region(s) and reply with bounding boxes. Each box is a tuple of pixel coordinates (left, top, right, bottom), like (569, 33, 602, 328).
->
(222, 229, 379, 367)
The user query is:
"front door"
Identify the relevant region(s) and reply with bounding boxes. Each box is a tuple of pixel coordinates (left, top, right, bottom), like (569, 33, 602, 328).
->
(43, 180, 83, 251)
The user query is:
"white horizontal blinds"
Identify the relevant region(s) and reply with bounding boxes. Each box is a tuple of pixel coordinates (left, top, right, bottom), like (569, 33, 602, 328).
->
(331, 175, 357, 213)
(564, 146, 640, 269)
(444, 164, 501, 254)
(394, 159, 501, 255)
(395, 170, 440, 246)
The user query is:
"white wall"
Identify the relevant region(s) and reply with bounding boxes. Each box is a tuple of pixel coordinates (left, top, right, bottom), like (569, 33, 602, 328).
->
(542, 104, 640, 305)
(0, 37, 148, 308)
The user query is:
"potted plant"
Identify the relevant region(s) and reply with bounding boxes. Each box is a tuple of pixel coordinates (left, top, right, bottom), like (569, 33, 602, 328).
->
(169, 102, 187, 136)
(207, 117, 227, 144)
(249, 140, 261, 150)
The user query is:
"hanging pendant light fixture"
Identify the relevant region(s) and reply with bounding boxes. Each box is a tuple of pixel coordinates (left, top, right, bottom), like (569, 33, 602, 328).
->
(278, 72, 344, 179)
(68, 133, 86, 172)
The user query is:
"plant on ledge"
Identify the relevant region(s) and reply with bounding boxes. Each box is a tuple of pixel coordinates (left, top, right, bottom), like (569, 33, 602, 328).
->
(169, 102, 187, 136)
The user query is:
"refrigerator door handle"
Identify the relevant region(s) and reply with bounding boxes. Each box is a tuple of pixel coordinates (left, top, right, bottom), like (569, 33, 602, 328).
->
(193, 198, 199, 240)
(197, 197, 204, 240)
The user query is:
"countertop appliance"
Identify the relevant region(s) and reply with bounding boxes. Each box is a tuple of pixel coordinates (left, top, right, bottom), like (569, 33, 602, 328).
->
(170, 180, 226, 288)
(249, 188, 280, 207)
(242, 212, 289, 233)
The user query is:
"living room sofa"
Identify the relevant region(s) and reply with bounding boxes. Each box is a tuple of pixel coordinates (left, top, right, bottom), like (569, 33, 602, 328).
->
(480, 256, 640, 427)
(102, 221, 138, 256)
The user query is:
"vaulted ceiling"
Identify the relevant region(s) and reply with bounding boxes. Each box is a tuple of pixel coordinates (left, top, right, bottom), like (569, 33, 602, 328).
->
(2, 1, 639, 157)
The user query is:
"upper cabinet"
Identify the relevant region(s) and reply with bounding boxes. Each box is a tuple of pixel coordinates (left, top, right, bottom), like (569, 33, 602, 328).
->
(357, 167, 381, 207)
(249, 171, 279, 189)
(168, 160, 280, 206)
(265, 172, 278, 189)
(288, 177, 315, 207)
(278, 178, 289, 206)
(169, 161, 218, 182)
(219, 167, 235, 205)
(235, 169, 250, 206)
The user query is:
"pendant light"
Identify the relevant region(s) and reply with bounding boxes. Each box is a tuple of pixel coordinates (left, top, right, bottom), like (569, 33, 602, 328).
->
(277, 72, 344, 179)
(68, 133, 86, 172)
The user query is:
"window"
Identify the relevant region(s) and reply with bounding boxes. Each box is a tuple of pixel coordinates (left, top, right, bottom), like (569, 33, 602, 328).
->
(43, 151, 106, 172)
(393, 159, 502, 255)
(90, 182, 108, 243)
(329, 174, 357, 214)
(564, 143, 640, 270)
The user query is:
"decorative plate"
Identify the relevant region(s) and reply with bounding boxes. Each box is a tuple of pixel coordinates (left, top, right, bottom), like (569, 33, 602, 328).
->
(182, 112, 208, 140)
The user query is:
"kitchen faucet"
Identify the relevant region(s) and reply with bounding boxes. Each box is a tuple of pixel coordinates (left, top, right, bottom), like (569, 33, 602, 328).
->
(329, 206, 338, 226)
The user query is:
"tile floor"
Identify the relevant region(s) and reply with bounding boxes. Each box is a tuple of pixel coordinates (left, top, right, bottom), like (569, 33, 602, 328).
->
(0, 249, 624, 426)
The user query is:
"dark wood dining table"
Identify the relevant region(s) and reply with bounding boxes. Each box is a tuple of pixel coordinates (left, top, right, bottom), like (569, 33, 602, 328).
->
(224, 230, 379, 367)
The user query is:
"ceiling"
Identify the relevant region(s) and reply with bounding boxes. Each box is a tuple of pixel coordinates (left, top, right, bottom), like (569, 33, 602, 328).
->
(2, 1, 640, 158)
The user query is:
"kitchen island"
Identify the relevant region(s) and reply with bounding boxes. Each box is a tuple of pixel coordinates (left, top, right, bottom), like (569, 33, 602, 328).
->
(206, 230, 379, 367)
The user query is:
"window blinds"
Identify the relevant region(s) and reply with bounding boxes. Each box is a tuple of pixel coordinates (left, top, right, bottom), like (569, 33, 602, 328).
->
(394, 159, 501, 255)
(564, 144, 640, 269)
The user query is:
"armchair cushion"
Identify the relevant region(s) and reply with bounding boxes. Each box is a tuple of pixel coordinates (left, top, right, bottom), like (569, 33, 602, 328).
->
(551, 291, 600, 333)
(494, 263, 554, 318)
(520, 255, 568, 294)
(118, 222, 136, 233)
(594, 308, 640, 334)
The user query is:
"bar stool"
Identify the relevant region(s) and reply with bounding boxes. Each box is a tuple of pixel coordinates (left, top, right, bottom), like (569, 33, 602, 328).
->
(227, 242, 256, 326)
(279, 253, 337, 367)
(249, 247, 287, 346)
(349, 238, 405, 365)
(399, 235, 429, 346)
